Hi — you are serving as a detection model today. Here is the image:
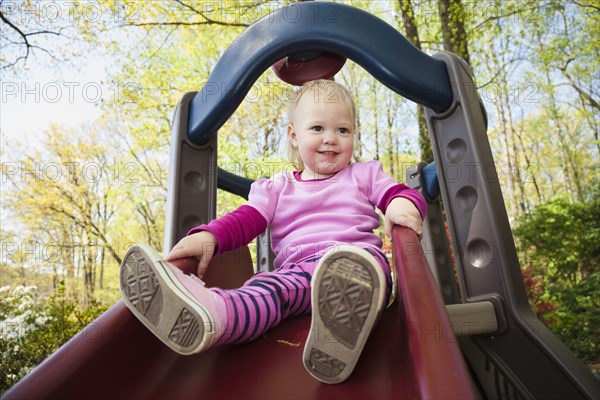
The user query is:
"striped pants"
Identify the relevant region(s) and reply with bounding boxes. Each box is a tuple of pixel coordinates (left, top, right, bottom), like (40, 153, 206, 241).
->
(211, 247, 392, 345)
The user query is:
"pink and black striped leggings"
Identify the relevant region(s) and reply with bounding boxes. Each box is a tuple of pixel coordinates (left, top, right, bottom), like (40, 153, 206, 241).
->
(211, 247, 391, 345)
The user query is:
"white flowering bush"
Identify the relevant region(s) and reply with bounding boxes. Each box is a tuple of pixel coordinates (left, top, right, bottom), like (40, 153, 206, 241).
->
(0, 284, 107, 394)
(1, 286, 47, 341)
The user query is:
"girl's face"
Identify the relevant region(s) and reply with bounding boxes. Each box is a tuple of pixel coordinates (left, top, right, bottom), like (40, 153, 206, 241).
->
(288, 93, 354, 179)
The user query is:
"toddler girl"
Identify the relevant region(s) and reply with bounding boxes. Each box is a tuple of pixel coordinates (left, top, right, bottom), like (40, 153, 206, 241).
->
(120, 79, 425, 384)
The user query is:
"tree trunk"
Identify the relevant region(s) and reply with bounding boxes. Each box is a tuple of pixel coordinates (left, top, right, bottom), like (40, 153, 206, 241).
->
(499, 69, 528, 214)
(345, 64, 364, 161)
(438, 0, 471, 65)
(99, 246, 105, 290)
(513, 120, 543, 205)
(372, 81, 380, 161)
(417, 106, 433, 162)
(386, 92, 396, 177)
(397, 0, 432, 163)
(262, 127, 274, 158)
(493, 94, 518, 217)
(542, 69, 584, 203)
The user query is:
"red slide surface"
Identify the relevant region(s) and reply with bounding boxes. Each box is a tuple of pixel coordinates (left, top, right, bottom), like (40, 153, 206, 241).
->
(3, 227, 475, 399)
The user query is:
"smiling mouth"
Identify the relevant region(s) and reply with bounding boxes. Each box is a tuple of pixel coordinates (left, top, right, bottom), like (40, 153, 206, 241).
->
(318, 151, 338, 156)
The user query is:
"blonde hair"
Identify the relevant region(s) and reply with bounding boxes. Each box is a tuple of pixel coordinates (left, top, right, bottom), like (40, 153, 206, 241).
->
(287, 79, 357, 170)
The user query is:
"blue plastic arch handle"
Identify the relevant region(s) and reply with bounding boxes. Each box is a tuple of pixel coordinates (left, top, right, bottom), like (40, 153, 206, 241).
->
(188, 1, 453, 145)
(423, 162, 440, 201)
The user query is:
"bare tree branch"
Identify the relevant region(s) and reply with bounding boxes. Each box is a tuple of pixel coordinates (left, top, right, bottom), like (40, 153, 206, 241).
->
(126, 20, 248, 28)
(470, 3, 546, 32)
(0, 8, 62, 69)
(569, 0, 600, 12)
(557, 60, 600, 112)
(477, 57, 526, 89)
(125, 0, 271, 29)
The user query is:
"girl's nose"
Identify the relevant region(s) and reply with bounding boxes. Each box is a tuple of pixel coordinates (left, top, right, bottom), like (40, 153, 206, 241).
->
(322, 131, 338, 144)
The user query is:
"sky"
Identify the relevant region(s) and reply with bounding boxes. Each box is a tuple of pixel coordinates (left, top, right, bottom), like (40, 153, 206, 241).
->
(1, 55, 109, 145)
(0, 0, 130, 146)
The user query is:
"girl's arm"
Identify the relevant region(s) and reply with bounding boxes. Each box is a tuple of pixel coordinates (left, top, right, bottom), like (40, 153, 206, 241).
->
(165, 231, 218, 278)
(166, 205, 268, 277)
(383, 197, 423, 240)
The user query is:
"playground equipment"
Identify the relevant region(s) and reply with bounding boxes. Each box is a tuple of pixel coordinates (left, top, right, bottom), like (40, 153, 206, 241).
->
(4, 2, 599, 399)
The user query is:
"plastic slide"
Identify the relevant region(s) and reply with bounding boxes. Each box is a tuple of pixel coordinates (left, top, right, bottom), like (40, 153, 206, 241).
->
(3, 227, 475, 399)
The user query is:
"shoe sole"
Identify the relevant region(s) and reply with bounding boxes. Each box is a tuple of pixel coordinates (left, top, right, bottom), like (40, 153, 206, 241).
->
(119, 244, 214, 355)
(303, 246, 385, 384)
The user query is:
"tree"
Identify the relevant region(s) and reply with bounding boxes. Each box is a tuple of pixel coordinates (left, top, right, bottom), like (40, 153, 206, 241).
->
(2, 125, 134, 303)
(438, 0, 471, 65)
(397, 0, 433, 163)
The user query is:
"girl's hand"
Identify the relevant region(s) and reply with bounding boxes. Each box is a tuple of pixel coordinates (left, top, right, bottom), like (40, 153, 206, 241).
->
(384, 197, 423, 240)
(165, 231, 217, 278)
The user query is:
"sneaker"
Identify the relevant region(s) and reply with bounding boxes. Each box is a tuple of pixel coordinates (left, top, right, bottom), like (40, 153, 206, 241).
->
(303, 245, 386, 384)
(120, 244, 223, 355)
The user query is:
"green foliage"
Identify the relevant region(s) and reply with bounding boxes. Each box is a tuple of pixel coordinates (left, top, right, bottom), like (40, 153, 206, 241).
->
(515, 195, 600, 287)
(514, 195, 600, 365)
(547, 272, 600, 365)
(0, 284, 108, 394)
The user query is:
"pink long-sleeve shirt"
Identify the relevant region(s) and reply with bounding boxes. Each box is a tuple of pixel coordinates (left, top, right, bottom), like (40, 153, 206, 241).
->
(189, 161, 426, 268)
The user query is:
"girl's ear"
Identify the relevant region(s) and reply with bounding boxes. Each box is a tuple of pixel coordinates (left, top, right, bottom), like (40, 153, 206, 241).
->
(288, 124, 298, 147)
